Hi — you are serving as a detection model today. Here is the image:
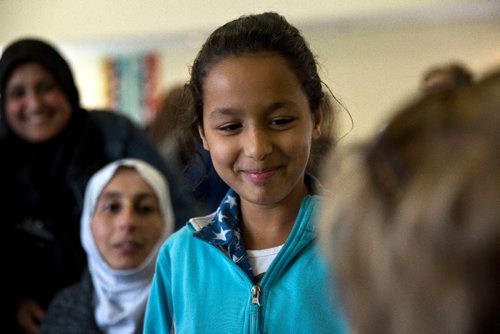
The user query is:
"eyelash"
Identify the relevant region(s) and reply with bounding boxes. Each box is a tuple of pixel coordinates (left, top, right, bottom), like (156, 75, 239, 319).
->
(217, 123, 242, 133)
(271, 118, 294, 126)
(216, 118, 295, 134)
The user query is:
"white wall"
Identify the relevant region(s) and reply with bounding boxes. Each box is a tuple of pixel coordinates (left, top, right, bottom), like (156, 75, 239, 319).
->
(307, 19, 500, 142)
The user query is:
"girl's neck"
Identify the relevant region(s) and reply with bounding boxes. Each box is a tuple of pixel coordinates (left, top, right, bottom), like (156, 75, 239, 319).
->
(240, 182, 309, 250)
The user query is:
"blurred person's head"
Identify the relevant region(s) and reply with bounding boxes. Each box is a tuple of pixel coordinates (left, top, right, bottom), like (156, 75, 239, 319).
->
(0, 38, 81, 143)
(81, 158, 174, 271)
(319, 69, 500, 334)
(146, 84, 191, 145)
(308, 91, 338, 177)
(421, 62, 474, 95)
(80, 158, 174, 333)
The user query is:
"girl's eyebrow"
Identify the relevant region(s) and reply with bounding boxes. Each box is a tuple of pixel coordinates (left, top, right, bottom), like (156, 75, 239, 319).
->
(207, 107, 236, 120)
(207, 101, 296, 120)
(264, 101, 290, 113)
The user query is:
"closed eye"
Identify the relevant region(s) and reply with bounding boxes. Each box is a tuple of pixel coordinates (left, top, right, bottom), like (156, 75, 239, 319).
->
(217, 122, 243, 134)
(102, 202, 121, 213)
(270, 117, 295, 128)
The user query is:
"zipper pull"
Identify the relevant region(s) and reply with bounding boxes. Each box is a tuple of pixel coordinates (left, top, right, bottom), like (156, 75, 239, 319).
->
(251, 285, 261, 306)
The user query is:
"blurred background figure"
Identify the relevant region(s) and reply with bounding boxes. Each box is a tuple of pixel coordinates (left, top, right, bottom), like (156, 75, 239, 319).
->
(308, 91, 340, 178)
(39, 159, 174, 334)
(318, 69, 500, 334)
(145, 84, 228, 215)
(421, 61, 474, 95)
(0, 38, 190, 334)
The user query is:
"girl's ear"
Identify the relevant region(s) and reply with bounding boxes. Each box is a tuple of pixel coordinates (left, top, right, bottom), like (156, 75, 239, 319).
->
(198, 125, 209, 150)
(312, 110, 322, 140)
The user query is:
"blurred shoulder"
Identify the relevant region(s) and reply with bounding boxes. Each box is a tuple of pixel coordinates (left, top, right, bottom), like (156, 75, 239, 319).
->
(40, 271, 99, 334)
(87, 109, 135, 127)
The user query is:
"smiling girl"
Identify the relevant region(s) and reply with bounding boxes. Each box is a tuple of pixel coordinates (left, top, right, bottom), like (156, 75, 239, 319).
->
(144, 12, 347, 333)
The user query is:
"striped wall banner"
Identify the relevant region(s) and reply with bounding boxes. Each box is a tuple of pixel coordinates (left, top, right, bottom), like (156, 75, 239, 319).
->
(104, 52, 159, 126)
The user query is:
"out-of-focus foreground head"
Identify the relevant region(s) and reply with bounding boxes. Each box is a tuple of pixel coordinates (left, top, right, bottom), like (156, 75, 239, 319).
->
(421, 61, 474, 95)
(319, 69, 500, 334)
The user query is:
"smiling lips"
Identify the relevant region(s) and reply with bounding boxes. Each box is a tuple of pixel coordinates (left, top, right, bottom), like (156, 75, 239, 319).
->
(23, 109, 55, 126)
(242, 167, 281, 183)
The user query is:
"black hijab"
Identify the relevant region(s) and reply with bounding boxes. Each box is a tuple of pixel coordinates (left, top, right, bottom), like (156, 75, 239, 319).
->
(0, 38, 107, 315)
(0, 38, 90, 219)
(0, 38, 80, 112)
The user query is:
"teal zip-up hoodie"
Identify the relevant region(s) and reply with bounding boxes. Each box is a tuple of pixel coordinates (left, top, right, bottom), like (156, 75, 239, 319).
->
(144, 195, 347, 333)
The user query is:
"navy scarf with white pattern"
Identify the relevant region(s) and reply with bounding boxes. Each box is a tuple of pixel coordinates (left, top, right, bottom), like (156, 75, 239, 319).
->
(194, 189, 254, 281)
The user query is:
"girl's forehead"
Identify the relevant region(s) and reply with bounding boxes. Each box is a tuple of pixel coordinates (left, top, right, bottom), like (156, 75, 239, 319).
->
(205, 54, 299, 91)
(203, 54, 306, 105)
(208, 52, 290, 72)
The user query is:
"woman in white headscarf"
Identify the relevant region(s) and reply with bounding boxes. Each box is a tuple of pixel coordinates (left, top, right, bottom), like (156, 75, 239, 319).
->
(39, 158, 174, 334)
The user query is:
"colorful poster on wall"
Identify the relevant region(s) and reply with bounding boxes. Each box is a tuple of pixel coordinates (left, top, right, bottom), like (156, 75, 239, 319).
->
(104, 52, 158, 126)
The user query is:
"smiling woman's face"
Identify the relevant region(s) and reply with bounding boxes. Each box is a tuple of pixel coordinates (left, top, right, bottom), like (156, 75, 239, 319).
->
(4, 61, 72, 143)
(91, 167, 163, 270)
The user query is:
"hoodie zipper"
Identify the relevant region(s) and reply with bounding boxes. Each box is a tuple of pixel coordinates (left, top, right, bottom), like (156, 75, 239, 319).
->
(251, 285, 261, 306)
(250, 285, 261, 333)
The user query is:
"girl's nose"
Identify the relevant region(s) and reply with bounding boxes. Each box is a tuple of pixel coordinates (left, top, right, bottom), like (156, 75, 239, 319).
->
(244, 126, 272, 161)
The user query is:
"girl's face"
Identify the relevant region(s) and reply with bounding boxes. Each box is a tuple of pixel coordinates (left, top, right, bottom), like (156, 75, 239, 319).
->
(4, 61, 72, 143)
(199, 52, 321, 208)
(91, 168, 163, 270)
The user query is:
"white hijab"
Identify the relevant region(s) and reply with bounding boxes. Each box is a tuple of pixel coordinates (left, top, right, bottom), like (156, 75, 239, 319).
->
(80, 159, 174, 334)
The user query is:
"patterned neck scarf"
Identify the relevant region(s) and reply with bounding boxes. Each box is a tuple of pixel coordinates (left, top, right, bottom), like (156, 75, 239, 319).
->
(194, 189, 254, 280)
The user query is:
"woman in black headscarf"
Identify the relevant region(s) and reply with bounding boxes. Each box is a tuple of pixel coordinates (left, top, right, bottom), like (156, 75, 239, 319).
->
(0, 38, 194, 334)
